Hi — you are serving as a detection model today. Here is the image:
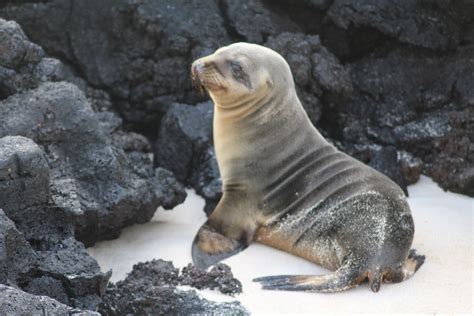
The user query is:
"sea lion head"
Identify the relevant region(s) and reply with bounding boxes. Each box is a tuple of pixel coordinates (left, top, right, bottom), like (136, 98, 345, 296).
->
(191, 43, 294, 107)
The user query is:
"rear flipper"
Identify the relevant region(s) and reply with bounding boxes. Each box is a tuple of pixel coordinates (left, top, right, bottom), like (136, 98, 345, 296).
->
(253, 264, 363, 293)
(254, 250, 425, 293)
(383, 249, 425, 284)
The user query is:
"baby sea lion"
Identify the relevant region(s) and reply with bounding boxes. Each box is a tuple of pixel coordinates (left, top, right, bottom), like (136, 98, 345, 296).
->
(190, 43, 424, 293)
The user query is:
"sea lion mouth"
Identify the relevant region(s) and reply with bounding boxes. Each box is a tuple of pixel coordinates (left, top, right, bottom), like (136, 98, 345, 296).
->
(191, 61, 227, 94)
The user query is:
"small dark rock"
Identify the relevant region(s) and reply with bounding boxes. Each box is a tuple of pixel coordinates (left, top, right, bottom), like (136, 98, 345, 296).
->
(155, 101, 214, 182)
(179, 263, 243, 295)
(368, 145, 407, 195)
(99, 259, 247, 315)
(398, 151, 423, 185)
(124, 260, 180, 287)
(431, 108, 474, 196)
(344, 144, 407, 194)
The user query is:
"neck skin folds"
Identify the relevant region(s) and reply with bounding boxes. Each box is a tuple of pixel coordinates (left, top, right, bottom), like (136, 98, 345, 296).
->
(211, 86, 310, 195)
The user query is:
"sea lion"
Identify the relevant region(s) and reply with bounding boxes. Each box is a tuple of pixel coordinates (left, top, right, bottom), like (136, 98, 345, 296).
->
(190, 43, 424, 293)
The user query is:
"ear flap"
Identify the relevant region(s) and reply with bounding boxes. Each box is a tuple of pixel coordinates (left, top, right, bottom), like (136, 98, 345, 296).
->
(266, 77, 274, 88)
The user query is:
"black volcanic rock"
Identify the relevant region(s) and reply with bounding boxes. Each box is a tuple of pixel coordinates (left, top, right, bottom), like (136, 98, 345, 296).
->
(0, 209, 37, 287)
(179, 263, 243, 295)
(0, 136, 49, 213)
(266, 32, 352, 124)
(223, 0, 300, 43)
(155, 101, 221, 214)
(0, 18, 186, 312)
(0, 137, 110, 310)
(155, 101, 213, 182)
(343, 144, 408, 194)
(327, 0, 462, 51)
(398, 151, 423, 186)
(0, 285, 99, 316)
(2, 1, 473, 197)
(368, 146, 407, 195)
(100, 259, 247, 315)
(431, 107, 474, 196)
(0, 0, 231, 131)
(0, 82, 185, 246)
(0, 18, 43, 99)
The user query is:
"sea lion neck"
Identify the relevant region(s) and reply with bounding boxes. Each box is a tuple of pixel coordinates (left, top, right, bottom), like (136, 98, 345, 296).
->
(213, 89, 316, 194)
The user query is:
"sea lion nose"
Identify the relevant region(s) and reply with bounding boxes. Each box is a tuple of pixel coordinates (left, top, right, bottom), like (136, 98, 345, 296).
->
(192, 60, 206, 77)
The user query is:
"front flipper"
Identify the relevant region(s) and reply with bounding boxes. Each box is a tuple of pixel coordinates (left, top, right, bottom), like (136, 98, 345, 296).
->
(192, 191, 257, 269)
(192, 221, 247, 268)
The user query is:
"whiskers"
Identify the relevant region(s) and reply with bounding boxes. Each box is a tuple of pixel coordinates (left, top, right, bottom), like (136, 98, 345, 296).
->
(191, 65, 227, 96)
(191, 72, 206, 96)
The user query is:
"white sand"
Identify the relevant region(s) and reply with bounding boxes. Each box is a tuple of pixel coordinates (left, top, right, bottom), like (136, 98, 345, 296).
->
(87, 176, 473, 314)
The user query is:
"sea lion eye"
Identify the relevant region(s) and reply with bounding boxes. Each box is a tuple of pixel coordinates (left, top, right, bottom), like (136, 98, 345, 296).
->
(230, 61, 243, 79)
(229, 61, 251, 89)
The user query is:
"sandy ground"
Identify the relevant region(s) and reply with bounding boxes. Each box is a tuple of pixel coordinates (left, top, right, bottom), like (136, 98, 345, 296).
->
(87, 176, 473, 314)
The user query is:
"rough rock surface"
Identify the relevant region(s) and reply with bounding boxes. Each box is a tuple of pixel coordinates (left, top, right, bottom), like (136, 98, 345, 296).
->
(0, 82, 186, 245)
(0, 0, 231, 132)
(0, 285, 99, 315)
(265, 32, 353, 125)
(223, 0, 300, 43)
(0, 16, 186, 312)
(99, 259, 247, 315)
(0, 138, 110, 310)
(154, 101, 221, 214)
(0, 17, 186, 246)
(2, 1, 473, 196)
(430, 107, 474, 196)
(326, 0, 463, 51)
(179, 263, 243, 295)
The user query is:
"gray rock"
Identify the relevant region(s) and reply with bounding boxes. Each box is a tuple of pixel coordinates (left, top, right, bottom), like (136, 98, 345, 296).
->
(179, 263, 243, 295)
(327, 0, 462, 51)
(0, 138, 110, 310)
(398, 151, 423, 185)
(0, 136, 49, 213)
(0, 285, 99, 315)
(2, 1, 473, 198)
(431, 108, 474, 196)
(343, 144, 408, 194)
(223, 0, 300, 43)
(0, 82, 185, 246)
(0, 0, 231, 128)
(0, 18, 45, 99)
(311, 46, 353, 96)
(265, 32, 352, 124)
(394, 113, 452, 145)
(0, 209, 37, 287)
(99, 259, 248, 315)
(265, 33, 324, 124)
(0, 19, 43, 68)
(154, 101, 220, 213)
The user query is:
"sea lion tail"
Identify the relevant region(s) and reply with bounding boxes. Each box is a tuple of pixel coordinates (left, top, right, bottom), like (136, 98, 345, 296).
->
(253, 264, 362, 293)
